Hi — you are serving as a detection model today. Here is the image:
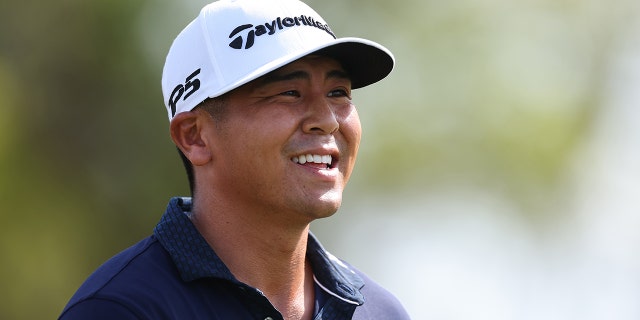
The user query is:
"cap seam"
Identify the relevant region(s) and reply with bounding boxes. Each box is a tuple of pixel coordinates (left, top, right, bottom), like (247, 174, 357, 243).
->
(200, 8, 225, 99)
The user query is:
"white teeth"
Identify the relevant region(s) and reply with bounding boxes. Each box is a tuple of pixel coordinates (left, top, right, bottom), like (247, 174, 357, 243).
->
(291, 154, 333, 166)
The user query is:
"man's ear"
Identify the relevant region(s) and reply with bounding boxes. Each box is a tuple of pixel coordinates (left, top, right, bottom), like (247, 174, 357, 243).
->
(170, 110, 212, 166)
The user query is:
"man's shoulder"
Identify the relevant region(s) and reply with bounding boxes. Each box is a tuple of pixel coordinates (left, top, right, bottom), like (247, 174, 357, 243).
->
(59, 236, 180, 319)
(72, 236, 173, 294)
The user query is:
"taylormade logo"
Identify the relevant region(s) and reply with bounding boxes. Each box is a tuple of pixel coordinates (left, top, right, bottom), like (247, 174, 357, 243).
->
(228, 15, 336, 49)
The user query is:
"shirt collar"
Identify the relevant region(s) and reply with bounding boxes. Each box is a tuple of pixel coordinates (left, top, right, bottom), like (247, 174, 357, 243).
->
(153, 197, 365, 305)
(153, 197, 236, 283)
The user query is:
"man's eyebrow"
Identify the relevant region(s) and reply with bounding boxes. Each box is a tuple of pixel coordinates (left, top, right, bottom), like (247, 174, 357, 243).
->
(260, 70, 309, 85)
(327, 69, 350, 82)
(259, 69, 351, 86)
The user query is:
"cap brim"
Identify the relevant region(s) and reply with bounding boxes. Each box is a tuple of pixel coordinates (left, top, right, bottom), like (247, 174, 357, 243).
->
(211, 37, 394, 99)
(311, 37, 395, 89)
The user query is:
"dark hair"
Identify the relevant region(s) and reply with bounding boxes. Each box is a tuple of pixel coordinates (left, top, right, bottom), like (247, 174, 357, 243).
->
(176, 96, 228, 197)
(176, 146, 195, 196)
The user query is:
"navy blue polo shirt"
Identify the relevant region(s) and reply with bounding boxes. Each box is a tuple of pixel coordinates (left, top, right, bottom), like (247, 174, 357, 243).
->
(59, 197, 410, 320)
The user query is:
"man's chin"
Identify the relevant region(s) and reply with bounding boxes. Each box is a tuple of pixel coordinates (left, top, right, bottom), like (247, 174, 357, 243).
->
(308, 195, 342, 220)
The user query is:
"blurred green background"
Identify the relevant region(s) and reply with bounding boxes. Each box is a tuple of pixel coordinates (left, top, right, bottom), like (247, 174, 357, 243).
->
(1, 0, 639, 319)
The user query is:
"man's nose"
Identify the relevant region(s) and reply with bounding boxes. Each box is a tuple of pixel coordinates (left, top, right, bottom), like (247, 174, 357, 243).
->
(302, 97, 339, 134)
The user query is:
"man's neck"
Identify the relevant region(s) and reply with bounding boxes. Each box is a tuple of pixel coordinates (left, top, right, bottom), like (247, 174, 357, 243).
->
(190, 198, 315, 320)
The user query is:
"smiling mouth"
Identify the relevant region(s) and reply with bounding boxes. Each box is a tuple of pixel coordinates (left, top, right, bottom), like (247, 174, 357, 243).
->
(291, 154, 333, 169)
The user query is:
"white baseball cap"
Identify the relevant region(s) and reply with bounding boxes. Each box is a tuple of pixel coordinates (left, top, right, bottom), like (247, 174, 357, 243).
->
(161, 0, 395, 120)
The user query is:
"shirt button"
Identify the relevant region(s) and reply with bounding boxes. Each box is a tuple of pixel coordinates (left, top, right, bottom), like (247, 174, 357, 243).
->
(264, 318, 274, 320)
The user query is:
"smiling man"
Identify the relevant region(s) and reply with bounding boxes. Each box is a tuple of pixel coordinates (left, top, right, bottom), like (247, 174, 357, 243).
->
(59, 0, 409, 319)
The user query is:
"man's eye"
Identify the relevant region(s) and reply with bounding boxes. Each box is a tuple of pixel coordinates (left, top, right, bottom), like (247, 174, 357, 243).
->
(280, 90, 300, 97)
(328, 89, 350, 98)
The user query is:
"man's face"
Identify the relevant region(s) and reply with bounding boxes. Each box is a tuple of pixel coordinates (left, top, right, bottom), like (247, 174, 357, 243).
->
(204, 55, 361, 223)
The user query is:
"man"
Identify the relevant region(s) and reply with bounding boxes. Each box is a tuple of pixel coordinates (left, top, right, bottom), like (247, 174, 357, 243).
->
(59, 0, 409, 319)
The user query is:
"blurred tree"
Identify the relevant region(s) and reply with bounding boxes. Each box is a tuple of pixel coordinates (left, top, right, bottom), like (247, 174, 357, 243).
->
(0, 0, 187, 318)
